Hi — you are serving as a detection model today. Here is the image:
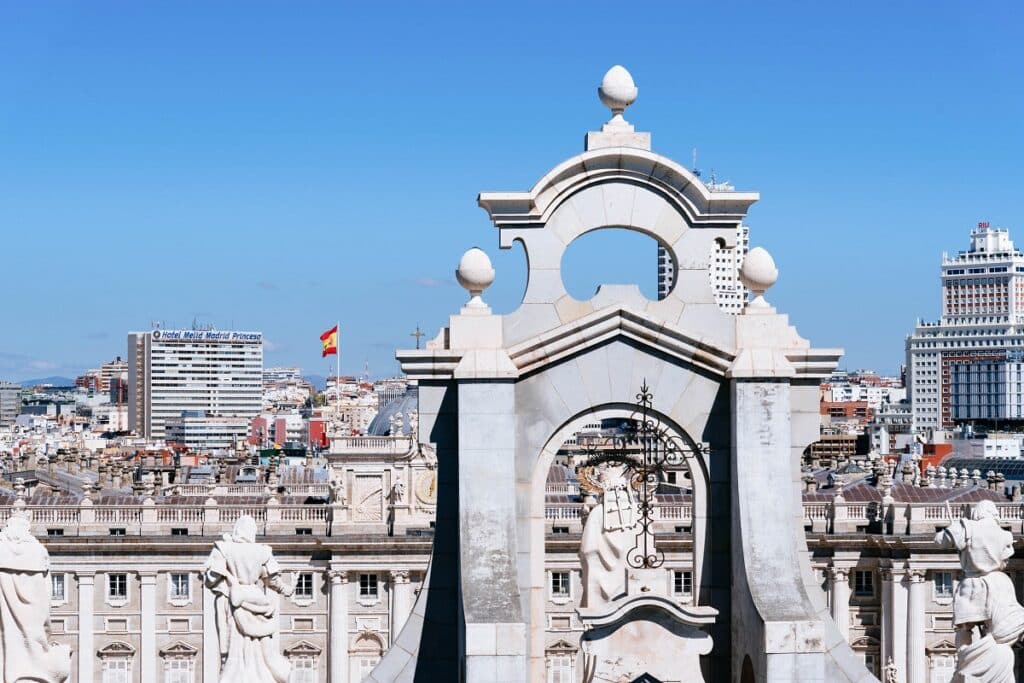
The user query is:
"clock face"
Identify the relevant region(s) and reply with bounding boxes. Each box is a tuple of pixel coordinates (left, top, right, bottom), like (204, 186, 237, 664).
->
(414, 470, 437, 506)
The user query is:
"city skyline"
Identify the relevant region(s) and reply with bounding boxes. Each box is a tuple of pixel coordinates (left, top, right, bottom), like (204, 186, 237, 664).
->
(2, 2, 1022, 382)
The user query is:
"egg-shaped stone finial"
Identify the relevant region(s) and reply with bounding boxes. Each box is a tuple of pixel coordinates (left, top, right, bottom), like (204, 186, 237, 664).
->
(456, 247, 495, 312)
(739, 246, 778, 310)
(598, 65, 638, 117)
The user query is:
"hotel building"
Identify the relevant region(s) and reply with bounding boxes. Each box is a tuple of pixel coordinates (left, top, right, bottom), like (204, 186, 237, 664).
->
(907, 223, 1024, 431)
(127, 330, 263, 441)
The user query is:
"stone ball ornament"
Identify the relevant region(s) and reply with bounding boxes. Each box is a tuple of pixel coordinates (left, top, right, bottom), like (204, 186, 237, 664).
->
(598, 65, 638, 117)
(455, 246, 495, 310)
(739, 246, 778, 309)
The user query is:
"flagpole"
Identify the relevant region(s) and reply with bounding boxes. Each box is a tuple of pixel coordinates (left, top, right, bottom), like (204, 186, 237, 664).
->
(336, 320, 341, 431)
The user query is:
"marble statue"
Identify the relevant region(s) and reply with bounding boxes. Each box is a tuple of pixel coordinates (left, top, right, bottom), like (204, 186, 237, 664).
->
(204, 515, 294, 683)
(390, 479, 406, 504)
(935, 500, 1024, 682)
(579, 465, 638, 607)
(328, 476, 346, 505)
(0, 514, 71, 683)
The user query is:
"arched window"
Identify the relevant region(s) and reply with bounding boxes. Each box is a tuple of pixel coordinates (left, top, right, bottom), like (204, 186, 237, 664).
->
(352, 633, 385, 681)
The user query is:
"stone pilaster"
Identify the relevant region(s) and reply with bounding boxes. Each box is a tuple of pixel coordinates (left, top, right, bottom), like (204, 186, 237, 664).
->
(828, 567, 850, 642)
(906, 569, 927, 683)
(140, 572, 157, 683)
(77, 572, 95, 683)
(203, 584, 219, 683)
(390, 569, 412, 643)
(881, 566, 908, 679)
(328, 569, 350, 683)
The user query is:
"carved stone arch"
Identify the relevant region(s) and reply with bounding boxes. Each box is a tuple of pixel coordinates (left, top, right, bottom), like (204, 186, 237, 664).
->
(849, 636, 880, 650)
(284, 640, 323, 657)
(159, 641, 197, 658)
(353, 631, 386, 654)
(925, 639, 956, 654)
(544, 638, 578, 654)
(97, 641, 135, 658)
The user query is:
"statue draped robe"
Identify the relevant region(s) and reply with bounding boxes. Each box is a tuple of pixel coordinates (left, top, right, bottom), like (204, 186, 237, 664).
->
(204, 536, 291, 683)
(0, 532, 70, 683)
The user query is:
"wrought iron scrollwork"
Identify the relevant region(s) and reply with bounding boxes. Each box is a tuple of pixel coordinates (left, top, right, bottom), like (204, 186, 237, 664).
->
(578, 380, 691, 569)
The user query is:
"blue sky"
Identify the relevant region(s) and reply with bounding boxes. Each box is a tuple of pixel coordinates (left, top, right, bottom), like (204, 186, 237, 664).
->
(0, 1, 1021, 381)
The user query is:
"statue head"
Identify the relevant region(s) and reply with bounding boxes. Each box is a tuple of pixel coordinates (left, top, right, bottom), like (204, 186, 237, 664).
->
(2, 514, 33, 543)
(972, 499, 999, 521)
(231, 515, 257, 543)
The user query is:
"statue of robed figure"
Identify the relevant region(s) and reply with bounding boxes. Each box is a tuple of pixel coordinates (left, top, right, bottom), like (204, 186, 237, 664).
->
(0, 514, 71, 683)
(935, 500, 1024, 682)
(204, 515, 294, 683)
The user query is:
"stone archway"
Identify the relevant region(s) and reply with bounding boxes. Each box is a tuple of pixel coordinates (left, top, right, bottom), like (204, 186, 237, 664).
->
(525, 402, 711, 679)
(376, 66, 865, 683)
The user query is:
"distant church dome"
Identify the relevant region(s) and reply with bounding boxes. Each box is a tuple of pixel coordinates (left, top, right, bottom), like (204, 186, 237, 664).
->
(366, 385, 418, 436)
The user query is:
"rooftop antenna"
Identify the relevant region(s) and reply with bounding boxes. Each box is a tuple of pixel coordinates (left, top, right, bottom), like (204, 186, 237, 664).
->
(691, 148, 701, 177)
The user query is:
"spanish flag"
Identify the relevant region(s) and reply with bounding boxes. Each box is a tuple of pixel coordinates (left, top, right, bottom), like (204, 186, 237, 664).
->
(320, 325, 339, 357)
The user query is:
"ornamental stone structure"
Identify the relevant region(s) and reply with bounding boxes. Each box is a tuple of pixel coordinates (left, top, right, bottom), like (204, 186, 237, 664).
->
(374, 66, 870, 682)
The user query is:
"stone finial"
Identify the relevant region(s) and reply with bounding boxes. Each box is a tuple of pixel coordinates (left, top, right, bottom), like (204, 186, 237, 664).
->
(455, 247, 495, 313)
(598, 65, 637, 124)
(739, 247, 779, 311)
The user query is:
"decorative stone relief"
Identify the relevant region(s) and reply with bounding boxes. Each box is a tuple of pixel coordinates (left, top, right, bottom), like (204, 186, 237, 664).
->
(353, 474, 384, 522)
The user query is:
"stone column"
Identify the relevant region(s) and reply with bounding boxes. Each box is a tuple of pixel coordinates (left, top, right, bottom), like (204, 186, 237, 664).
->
(78, 572, 95, 683)
(203, 584, 219, 683)
(828, 567, 850, 642)
(140, 572, 157, 683)
(881, 567, 908, 679)
(390, 569, 413, 643)
(906, 569, 927, 683)
(328, 569, 350, 683)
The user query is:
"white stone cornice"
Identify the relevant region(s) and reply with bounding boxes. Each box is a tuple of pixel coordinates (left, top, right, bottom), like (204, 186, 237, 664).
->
(478, 147, 758, 230)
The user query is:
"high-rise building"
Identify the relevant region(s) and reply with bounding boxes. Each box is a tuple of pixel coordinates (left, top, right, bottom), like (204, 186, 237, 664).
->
(127, 329, 263, 440)
(75, 357, 129, 393)
(0, 382, 20, 426)
(656, 224, 749, 312)
(906, 223, 1024, 431)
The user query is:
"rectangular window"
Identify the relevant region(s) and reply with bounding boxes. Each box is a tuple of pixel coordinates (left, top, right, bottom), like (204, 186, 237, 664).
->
(295, 528, 313, 535)
(853, 570, 874, 597)
(295, 572, 314, 599)
(550, 571, 570, 599)
(47, 528, 64, 536)
(547, 654, 573, 683)
(107, 573, 128, 601)
(103, 659, 131, 683)
(359, 573, 378, 599)
(169, 573, 190, 601)
(171, 528, 188, 536)
(290, 658, 316, 683)
(357, 658, 379, 679)
(51, 573, 66, 602)
(933, 571, 954, 599)
(109, 528, 126, 536)
(673, 570, 694, 598)
(165, 658, 193, 683)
